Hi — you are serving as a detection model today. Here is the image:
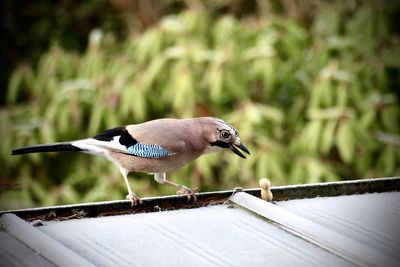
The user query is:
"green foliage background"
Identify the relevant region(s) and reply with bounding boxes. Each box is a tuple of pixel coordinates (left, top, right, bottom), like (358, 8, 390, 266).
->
(1, 1, 399, 209)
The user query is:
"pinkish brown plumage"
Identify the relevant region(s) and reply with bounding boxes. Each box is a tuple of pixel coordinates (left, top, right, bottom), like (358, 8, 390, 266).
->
(12, 117, 250, 206)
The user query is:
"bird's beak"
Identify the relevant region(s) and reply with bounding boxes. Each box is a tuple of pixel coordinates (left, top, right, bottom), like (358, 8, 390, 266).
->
(230, 143, 250, 159)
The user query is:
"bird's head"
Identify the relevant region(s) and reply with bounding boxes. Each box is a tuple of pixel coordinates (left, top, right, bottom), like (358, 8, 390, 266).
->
(202, 118, 250, 158)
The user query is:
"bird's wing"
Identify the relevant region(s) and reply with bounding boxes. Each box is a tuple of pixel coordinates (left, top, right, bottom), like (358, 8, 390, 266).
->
(72, 126, 184, 158)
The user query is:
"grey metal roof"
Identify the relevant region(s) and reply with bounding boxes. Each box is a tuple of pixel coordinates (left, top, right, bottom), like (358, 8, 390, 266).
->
(277, 191, 400, 262)
(0, 231, 55, 267)
(1, 177, 400, 267)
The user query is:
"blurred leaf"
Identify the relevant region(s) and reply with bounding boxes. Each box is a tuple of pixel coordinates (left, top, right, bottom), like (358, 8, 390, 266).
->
(336, 121, 355, 164)
(380, 105, 399, 133)
(302, 120, 323, 153)
(320, 120, 337, 154)
(7, 69, 23, 104)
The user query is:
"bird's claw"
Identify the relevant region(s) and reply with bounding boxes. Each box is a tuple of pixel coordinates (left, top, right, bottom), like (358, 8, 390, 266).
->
(177, 186, 198, 202)
(126, 193, 142, 206)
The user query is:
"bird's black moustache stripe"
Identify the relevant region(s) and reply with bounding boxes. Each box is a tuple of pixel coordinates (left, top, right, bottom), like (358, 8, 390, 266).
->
(210, 140, 230, 149)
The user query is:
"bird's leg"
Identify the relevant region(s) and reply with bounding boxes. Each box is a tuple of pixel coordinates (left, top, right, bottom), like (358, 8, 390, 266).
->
(154, 172, 198, 202)
(165, 180, 199, 202)
(119, 167, 142, 206)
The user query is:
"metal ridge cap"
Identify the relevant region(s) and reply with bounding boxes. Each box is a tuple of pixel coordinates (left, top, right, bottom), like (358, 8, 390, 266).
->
(0, 213, 95, 267)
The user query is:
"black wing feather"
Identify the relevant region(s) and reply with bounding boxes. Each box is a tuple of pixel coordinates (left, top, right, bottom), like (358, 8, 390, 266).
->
(92, 127, 137, 147)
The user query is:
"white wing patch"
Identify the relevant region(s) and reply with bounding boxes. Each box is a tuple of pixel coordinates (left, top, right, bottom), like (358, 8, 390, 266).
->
(71, 137, 128, 155)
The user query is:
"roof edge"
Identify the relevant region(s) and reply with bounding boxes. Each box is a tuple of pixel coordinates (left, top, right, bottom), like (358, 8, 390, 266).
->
(1, 177, 399, 221)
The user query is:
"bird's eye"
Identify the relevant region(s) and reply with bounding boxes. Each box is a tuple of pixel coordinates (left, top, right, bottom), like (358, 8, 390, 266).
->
(221, 130, 231, 140)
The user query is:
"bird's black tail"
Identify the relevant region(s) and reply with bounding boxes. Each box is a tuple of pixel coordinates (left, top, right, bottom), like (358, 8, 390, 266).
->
(11, 143, 84, 155)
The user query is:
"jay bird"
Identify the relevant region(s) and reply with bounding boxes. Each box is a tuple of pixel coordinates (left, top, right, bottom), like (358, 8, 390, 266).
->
(12, 117, 250, 206)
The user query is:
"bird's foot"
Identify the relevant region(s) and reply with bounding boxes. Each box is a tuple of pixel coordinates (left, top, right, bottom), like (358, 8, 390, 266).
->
(126, 193, 142, 206)
(176, 186, 199, 202)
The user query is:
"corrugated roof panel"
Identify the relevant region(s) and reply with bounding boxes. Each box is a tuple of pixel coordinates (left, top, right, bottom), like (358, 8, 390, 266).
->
(39, 205, 354, 267)
(0, 231, 55, 267)
(277, 191, 400, 262)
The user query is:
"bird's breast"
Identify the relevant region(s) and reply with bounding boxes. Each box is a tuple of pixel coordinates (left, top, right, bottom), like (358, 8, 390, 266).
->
(106, 150, 203, 173)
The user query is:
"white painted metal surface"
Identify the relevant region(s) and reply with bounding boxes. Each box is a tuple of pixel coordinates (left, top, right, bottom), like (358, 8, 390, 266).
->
(1, 185, 399, 267)
(39, 205, 353, 267)
(0, 213, 95, 267)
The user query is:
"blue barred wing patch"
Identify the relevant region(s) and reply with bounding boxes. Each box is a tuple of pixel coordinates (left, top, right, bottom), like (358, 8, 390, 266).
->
(127, 143, 175, 158)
